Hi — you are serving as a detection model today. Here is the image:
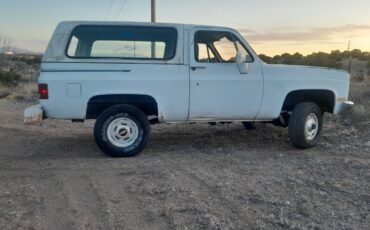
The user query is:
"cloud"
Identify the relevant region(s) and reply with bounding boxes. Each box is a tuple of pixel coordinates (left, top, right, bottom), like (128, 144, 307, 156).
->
(240, 24, 370, 42)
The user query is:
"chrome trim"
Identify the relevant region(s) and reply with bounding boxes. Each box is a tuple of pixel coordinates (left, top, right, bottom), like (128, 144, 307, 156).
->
(338, 101, 354, 115)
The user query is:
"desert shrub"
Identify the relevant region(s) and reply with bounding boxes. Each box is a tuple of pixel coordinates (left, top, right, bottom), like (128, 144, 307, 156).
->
(260, 52, 342, 68)
(0, 71, 22, 86)
(304, 52, 342, 69)
(329, 50, 344, 61)
(341, 81, 370, 122)
(259, 50, 370, 69)
(0, 89, 10, 99)
(352, 70, 365, 82)
(11, 56, 42, 66)
(352, 75, 365, 82)
(259, 54, 273, 63)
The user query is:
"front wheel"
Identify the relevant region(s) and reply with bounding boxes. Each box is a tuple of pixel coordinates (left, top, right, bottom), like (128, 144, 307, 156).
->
(288, 102, 323, 149)
(94, 105, 150, 157)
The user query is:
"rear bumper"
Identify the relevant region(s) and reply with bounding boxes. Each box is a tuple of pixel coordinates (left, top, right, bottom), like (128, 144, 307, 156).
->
(24, 104, 44, 125)
(338, 101, 354, 115)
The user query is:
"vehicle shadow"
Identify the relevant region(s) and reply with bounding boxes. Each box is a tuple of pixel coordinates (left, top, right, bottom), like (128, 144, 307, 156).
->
(146, 123, 293, 155)
(0, 123, 298, 160)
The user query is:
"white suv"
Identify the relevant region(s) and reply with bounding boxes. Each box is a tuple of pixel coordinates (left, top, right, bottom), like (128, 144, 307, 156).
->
(24, 21, 353, 157)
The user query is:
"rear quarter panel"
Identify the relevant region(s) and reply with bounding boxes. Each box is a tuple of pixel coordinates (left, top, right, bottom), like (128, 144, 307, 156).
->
(39, 62, 189, 121)
(40, 22, 189, 122)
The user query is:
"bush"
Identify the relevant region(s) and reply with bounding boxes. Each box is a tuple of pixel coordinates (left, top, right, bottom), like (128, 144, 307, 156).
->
(0, 71, 22, 86)
(0, 89, 10, 99)
(11, 56, 42, 66)
(341, 81, 370, 122)
(259, 54, 273, 63)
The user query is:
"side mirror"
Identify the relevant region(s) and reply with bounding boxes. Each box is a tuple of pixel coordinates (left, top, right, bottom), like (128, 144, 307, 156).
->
(236, 52, 249, 74)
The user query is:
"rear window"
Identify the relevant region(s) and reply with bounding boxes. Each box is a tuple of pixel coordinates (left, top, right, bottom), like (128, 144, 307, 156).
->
(66, 25, 178, 60)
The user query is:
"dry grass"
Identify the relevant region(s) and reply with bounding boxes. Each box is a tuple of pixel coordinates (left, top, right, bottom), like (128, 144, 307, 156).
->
(343, 76, 370, 122)
(0, 88, 10, 99)
(0, 83, 38, 102)
(0, 54, 40, 101)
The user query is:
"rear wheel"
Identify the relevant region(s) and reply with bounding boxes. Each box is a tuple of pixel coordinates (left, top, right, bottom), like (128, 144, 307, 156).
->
(94, 105, 150, 157)
(288, 102, 323, 149)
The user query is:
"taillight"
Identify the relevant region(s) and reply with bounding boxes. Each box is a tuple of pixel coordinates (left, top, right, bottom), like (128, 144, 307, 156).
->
(38, 84, 48, 99)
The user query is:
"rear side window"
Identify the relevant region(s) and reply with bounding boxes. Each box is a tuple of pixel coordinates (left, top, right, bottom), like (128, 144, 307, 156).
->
(66, 25, 178, 60)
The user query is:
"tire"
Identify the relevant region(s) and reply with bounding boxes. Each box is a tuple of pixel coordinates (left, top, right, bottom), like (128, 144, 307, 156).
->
(288, 102, 323, 149)
(94, 104, 150, 157)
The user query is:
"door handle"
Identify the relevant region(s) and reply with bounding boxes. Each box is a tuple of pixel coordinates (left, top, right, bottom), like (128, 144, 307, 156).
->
(191, 66, 206, 71)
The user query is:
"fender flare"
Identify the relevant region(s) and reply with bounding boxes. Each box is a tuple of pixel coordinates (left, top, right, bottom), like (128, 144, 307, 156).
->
(86, 94, 158, 119)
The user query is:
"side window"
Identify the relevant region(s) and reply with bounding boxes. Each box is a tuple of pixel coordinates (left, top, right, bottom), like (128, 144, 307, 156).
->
(196, 43, 216, 62)
(66, 26, 177, 60)
(213, 37, 237, 62)
(235, 40, 253, 62)
(90, 41, 166, 58)
(194, 30, 253, 63)
(67, 36, 79, 56)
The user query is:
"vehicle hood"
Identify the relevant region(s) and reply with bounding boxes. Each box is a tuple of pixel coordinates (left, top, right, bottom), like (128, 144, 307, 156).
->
(261, 63, 350, 81)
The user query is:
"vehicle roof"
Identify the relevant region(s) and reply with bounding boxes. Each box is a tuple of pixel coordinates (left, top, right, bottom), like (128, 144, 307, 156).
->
(55, 21, 234, 33)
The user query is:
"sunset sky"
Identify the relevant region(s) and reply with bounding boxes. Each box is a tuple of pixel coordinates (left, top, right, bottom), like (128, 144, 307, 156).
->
(0, 0, 369, 55)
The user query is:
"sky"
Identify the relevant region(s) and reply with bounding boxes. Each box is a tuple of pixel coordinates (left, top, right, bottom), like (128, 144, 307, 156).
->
(0, 0, 369, 55)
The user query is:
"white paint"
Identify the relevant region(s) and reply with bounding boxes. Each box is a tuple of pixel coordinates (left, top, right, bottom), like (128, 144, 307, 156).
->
(35, 21, 351, 122)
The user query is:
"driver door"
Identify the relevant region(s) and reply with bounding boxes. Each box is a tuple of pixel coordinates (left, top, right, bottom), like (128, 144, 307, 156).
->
(189, 28, 263, 120)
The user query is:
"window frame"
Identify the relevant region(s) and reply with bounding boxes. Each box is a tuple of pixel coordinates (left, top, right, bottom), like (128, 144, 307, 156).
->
(65, 25, 178, 61)
(194, 30, 255, 64)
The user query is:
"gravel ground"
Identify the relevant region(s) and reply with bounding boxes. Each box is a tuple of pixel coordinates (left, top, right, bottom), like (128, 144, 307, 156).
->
(0, 99, 369, 230)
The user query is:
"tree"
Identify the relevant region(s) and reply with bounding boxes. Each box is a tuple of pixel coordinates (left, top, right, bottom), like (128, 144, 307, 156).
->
(329, 50, 343, 61)
(258, 54, 273, 63)
(304, 52, 341, 69)
(351, 49, 362, 59)
(272, 55, 282, 64)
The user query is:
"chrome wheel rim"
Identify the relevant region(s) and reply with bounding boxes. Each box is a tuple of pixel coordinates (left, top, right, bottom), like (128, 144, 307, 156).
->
(107, 117, 139, 148)
(305, 113, 319, 141)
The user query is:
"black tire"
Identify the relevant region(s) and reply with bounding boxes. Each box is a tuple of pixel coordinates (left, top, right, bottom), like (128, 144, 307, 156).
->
(288, 102, 323, 149)
(94, 104, 150, 157)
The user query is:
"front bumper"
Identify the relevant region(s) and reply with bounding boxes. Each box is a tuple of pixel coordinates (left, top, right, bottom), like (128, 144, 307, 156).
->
(24, 104, 44, 125)
(338, 101, 354, 115)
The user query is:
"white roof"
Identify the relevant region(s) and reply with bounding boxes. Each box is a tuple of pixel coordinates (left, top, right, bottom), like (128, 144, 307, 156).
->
(55, 21, 233, 34)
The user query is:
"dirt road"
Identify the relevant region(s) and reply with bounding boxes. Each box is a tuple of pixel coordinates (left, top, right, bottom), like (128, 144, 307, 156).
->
(0, 100, 369, 229)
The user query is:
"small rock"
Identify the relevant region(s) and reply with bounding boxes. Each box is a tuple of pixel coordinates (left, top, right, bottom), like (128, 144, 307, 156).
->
(364, 141, 370, 147)
(319, 191, 327, 196)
